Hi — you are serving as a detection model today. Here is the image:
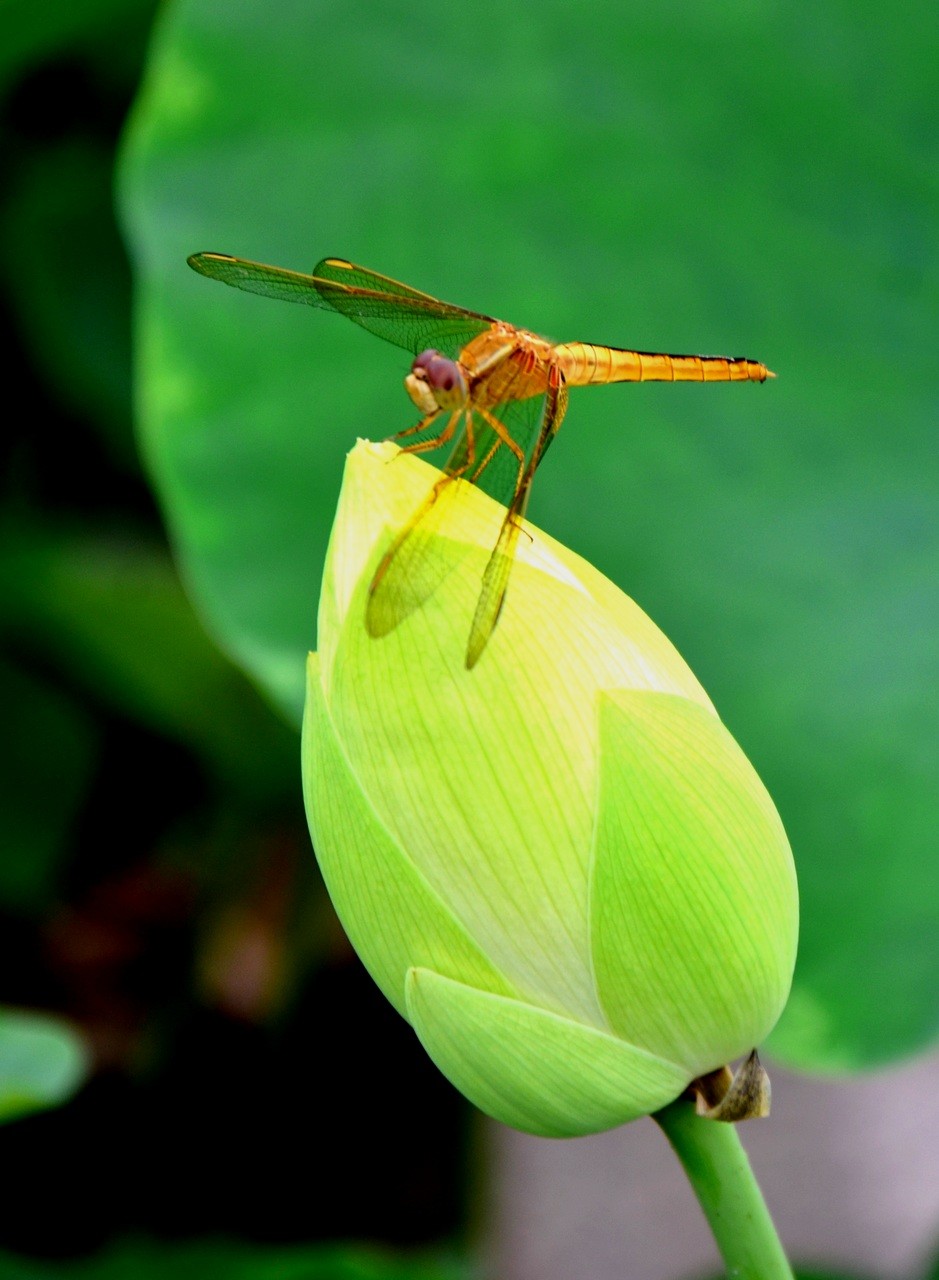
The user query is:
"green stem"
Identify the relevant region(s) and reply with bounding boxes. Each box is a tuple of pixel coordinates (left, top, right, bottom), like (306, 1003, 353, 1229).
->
(653, 1097, 794, 1279)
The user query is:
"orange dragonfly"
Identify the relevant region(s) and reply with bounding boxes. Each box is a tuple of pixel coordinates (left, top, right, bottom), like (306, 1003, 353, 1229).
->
(187, 252, 773, 667)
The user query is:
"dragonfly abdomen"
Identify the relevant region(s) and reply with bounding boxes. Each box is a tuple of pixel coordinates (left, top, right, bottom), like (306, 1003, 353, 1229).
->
(555, 342, 773, 385)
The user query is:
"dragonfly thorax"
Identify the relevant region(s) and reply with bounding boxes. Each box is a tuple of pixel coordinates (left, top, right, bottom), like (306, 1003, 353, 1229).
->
(406, 349, 468, 414)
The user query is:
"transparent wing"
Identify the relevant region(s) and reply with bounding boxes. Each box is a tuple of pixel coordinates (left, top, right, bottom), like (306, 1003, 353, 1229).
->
(367, 359, 570, 666)
(447, 346, 566, 506)
(187, 252, 497, 357)
(465, 369, 569, 667)
(365, 458, 478, 641)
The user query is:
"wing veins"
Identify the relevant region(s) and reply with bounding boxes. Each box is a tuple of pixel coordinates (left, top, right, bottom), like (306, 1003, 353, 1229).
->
(188, 252, 497, 355)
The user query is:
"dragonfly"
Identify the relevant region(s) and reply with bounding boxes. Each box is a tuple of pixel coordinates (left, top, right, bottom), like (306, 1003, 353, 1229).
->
(187, 252, 774, 668)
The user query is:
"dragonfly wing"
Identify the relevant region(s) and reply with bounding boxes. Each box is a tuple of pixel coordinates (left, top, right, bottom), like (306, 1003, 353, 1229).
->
(448, 350, 568, 509)
(311, 259, 444, 303)
(188, 252, 496, 358)
(364, 380, 547, 644)
(311, 259, 497, 357)
(366, 350, 569, 663)
(366, 414, 479, 638)
(464, 478, 531, 669)
(464, 368, 568, 668)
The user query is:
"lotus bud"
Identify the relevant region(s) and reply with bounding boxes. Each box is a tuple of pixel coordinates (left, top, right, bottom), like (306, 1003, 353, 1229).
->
(302, 440, 798, 1138)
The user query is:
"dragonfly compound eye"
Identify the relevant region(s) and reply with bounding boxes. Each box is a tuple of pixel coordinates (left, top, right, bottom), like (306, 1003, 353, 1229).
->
(411, 350, 467, 409)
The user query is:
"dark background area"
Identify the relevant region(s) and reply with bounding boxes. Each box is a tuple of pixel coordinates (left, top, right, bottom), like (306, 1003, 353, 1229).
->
(0, 3, 465, 1264)
(2, 1, 936, 1277)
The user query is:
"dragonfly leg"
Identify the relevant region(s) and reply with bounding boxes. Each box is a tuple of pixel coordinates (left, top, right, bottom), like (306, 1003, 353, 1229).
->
(476, 404, 526, 496)
(438, 406, 479, 482)
(397, 408, 462, 456)
(469, 437, 500, 483)
(454, 405, 477, 476)
(392, 408, 443, 446)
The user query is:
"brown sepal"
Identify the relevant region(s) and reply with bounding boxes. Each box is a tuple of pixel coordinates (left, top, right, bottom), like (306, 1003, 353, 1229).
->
(689, 1049, 771, 1122)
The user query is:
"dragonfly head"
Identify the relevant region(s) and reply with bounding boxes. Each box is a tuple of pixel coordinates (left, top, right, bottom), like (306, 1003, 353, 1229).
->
(406, 349, 468, 414)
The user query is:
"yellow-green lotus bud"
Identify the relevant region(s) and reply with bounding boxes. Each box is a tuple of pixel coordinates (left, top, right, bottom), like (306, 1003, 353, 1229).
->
(302, 441, 798, 1138)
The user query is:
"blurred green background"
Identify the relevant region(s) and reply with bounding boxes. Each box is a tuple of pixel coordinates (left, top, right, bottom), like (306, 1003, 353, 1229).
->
(1, 0, 936, 1275)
